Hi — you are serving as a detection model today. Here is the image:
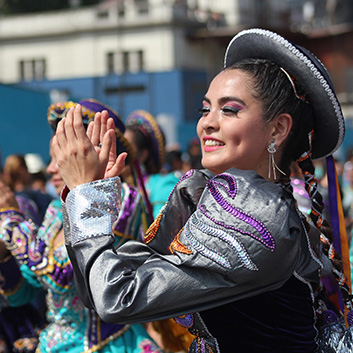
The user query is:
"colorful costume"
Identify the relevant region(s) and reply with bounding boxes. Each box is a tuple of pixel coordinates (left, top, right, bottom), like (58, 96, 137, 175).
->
(0, 185, 161, 353)
(62, 168, 321, 352)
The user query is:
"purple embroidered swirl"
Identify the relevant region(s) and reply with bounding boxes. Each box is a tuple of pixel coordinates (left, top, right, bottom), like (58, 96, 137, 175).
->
(206, 173, 275, 251)
(200, 204, 274, 250)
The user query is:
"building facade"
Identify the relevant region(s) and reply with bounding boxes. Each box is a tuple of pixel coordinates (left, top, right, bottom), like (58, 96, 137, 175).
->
(0, 0, 294, 156)
(0, 0, 352, 160)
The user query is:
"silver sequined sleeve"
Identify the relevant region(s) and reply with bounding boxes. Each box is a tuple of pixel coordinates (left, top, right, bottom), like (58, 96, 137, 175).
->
(65, 177, 122, 246)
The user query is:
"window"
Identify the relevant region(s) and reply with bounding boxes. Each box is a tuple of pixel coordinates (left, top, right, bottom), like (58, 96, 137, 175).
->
(122, 51, 129, 72)
(19, 58, 46, 81)
(134, 0, 148, 14)
(117, 2, 125, 17)
(106, 50, 144, 74)
(129, 50, 144, 73)
(97, 10, 109, 18)
(107, 52, 115, 74)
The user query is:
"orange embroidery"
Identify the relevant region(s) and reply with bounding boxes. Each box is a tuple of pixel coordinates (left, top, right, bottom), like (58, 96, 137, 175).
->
(169, 228, 192, 255)
(144, 213, 163, 244)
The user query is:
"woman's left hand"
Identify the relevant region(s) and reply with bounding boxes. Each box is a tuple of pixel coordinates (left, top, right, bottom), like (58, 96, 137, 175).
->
(86, 110, 127, 180)
(52, 104, 127, 190)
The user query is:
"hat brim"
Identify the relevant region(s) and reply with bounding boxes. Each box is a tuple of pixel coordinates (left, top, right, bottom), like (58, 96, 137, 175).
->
(224, 28, 345, 159)
(79, 99, 125, 134)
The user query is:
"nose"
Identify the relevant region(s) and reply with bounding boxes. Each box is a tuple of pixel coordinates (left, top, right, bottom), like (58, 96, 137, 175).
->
(199, 109, 219, 132)
(46, 158, 58, 175)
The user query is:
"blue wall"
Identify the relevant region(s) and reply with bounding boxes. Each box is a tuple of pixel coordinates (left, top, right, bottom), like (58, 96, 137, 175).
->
(15, 68, 208, 152)
(0, 84, 51, 166)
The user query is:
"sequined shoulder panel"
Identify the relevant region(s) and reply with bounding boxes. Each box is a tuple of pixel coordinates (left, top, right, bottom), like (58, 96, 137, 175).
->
(178, 169, 301, 276)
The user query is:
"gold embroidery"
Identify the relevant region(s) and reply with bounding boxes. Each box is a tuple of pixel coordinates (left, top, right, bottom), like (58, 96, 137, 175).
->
(144, 213, 163, 244)
(169, 228, 192, 255)
(84, 325, 130, 352)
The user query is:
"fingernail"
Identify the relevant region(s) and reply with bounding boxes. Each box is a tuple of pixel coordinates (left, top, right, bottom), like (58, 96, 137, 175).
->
(76, 104, 81, 110)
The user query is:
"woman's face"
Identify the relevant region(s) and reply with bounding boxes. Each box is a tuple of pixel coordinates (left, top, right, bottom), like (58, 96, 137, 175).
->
(46, 139, 65, 196)
(197, 69, 275, 177)
(124, 128, 149, 164)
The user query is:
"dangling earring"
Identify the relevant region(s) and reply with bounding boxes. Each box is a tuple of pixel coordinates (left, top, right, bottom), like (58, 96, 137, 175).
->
(267, 140, 286, 180)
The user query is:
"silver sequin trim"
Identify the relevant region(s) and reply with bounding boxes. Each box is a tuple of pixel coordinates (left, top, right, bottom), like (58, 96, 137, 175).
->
(66, 177, 122, 246)
(185, 218, 231, 269)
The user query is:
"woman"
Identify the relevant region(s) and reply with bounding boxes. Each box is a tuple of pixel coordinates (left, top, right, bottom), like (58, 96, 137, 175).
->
(123, 110, 180, 221)
(52, 29, 351, 352)
(3, 154, 53, 224)
(0, 101, 161, 353)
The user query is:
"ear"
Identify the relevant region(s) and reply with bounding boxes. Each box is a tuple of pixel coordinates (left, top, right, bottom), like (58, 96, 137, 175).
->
(271, 113, 293, 147)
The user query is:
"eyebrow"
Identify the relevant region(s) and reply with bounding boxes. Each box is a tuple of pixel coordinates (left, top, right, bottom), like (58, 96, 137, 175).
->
(202, 95, 246, 106)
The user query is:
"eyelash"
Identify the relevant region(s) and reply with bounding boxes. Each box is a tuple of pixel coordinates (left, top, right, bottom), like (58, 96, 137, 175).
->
(198, 107, 210, 114)
(222, 106, 240, 114)
(198, 106, 241, 116)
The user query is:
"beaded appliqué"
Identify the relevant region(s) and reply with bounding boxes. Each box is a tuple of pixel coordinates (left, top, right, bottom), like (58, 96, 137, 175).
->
(183, 173, 274, 270)
(67, 178, 121, 246)
(187, 212, 257, 270)
(169, 228, 193, 255)
(206, 174, 275, 251)
(167, 169, 195, 202)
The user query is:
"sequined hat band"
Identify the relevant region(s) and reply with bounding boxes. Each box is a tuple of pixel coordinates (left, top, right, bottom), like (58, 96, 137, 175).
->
(47, 101, 95, 132)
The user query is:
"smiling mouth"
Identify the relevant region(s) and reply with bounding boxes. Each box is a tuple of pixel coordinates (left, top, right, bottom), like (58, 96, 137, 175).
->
(204, 140, 224, 147)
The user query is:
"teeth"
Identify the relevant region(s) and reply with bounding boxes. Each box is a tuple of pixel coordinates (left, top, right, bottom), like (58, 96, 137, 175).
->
(205, 140, 224, 146)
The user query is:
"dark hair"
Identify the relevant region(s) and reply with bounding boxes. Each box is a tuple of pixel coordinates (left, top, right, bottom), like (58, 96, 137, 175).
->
(3, 154, 28, 190)
(226, 59, 351, 319)
(126, 125, 165, 175)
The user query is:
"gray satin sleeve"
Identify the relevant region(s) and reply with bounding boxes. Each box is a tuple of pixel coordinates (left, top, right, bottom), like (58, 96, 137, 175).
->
(64, 170, 320, 325)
